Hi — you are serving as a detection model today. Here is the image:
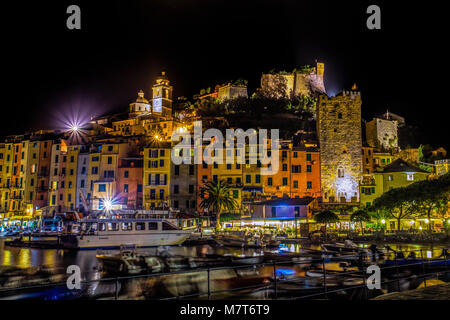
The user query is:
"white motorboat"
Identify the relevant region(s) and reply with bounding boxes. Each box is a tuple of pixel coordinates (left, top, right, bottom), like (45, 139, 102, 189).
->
(96, 251, 164, 275)
(60, 218, 193, 249)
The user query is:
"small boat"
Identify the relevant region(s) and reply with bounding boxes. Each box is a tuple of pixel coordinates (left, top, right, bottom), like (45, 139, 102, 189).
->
(380, 258, 450, 268)
(274, 277, 340, 297)
(215, 231, 280, 248)
(321, 241, 366, 254)
(229, 254, 264, 265)
(187, 256, 229, 268)
(163, 255, 192, 270)
(306, 270, 339, 279)
(96, 251, 164, 275)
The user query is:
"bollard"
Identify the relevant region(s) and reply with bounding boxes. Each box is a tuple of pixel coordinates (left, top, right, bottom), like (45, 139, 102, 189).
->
(322, 257, 328, 299)
(273, 261, 277, 299)
(207, 268, 211, 300)
(420, 249, 427, 287)
(114, 277, 119, 300)
(394, 253, 400, 292)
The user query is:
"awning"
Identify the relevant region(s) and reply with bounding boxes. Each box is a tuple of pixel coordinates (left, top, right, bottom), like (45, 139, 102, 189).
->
(242, 186, 263, 193)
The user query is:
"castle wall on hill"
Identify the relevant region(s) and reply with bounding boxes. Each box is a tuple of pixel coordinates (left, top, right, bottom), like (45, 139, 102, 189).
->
(260, 63, 326, 99)
(316, 91, 362, 202)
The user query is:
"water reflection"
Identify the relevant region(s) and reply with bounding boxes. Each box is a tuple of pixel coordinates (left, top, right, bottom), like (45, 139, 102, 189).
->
(0, 239, 447, 272)
(0, 238, 448, 300)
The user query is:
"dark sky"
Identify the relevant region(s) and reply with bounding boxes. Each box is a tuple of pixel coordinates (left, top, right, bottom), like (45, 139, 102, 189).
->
(2, 1, 447, 149)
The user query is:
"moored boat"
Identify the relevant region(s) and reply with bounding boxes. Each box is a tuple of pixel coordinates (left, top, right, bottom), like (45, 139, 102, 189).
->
(60, 218, 193, 249)
(215, 231, 280, 248)
(96, 251, 164, 275)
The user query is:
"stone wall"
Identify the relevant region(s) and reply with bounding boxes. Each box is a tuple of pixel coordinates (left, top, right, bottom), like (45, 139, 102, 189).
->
(366, 118, 398, 151)
(317, 91, 363, 202)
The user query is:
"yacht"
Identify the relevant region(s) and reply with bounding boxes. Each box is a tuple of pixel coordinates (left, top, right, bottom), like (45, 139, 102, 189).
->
(60, 218, 193, 249)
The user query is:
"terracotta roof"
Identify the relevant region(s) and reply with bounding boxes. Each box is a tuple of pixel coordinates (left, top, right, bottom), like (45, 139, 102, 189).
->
(382, 158, 428, 173)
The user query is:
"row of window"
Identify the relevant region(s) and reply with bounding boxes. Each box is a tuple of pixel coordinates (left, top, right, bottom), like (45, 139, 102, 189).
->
(80, 221, 178, 232)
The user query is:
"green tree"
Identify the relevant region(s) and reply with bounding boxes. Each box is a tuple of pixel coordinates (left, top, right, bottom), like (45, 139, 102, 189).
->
(367, 207, 391, 230)
(351, 209, 371, 233)
(411, 173, 450, 230)
(314, 210, 339, 238)
(199, 180, 237, 230)
(372, 187, 415, 230)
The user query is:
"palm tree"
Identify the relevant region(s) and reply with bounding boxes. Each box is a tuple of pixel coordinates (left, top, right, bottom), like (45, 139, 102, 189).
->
(314, 210, 339, 239)
(199, 180, 237, 230)
(351, 209, 371, 234)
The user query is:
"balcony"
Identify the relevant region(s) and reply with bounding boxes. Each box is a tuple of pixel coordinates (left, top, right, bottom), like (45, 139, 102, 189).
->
(360, 175, 375, 186)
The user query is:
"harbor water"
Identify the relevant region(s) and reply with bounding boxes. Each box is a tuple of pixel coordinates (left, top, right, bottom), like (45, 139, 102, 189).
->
(1, 238, 448, 300)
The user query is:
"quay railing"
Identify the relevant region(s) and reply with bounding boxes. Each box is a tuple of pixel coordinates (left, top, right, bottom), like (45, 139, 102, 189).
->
(0, 247, 449, 300)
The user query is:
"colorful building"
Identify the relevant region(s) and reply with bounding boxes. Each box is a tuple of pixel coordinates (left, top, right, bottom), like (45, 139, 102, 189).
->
(143, 143, 171, 209)
(360, 159, 429, 208)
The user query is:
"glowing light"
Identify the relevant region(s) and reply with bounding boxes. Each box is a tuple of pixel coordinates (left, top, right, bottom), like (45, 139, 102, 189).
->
(409, 220, 415, 225)
(276, 268, 296, 277)
(424, 219, 429, 223)
(381, 219, 386, 224)
(419, 226, 423, 230)
(103, 199, 113, 211)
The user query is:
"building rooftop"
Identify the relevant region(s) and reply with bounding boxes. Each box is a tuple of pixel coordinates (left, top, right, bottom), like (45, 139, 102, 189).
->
(382, 158, 428, 173)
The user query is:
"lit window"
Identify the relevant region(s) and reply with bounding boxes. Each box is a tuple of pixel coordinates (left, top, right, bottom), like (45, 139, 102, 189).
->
(406, 174, 414, 181)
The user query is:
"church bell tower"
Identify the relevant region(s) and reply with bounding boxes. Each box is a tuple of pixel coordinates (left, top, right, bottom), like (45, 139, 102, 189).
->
(152, 71, 173, 117)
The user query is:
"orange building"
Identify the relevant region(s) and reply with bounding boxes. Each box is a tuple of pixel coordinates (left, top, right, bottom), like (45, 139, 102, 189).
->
(263, 145, 321, 199)
(117, 158, 143, 209)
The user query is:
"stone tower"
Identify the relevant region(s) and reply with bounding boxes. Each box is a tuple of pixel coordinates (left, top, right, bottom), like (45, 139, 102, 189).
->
(152, 71, 173, 117)
(365, 117, 398, 152)
(316, 89, 362, 202)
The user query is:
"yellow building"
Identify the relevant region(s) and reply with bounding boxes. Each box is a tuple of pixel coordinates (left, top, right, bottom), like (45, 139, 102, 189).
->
(373, 152, 393, 170)
(210, 148, 244, 213)
(143, 143, 171, 209)
(87, 150, 101, 208)
(434, 159, 450, 176)
(64, 145, 80, 211)
(360, 159, 429, 209)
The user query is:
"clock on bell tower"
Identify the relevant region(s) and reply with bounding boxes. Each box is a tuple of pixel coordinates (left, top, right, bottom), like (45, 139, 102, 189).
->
(152, 71, 173, 116)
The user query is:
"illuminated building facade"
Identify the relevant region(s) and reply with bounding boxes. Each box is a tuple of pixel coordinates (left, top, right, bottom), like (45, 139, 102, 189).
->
(317, 90, 362, 203)
(143, 143, 171, 210)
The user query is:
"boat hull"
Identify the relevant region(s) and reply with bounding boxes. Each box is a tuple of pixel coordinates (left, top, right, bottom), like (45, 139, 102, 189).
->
(61, 231, 191, 249)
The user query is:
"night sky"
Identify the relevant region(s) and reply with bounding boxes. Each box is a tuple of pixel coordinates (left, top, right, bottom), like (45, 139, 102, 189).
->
(2, 1, 447, 149)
